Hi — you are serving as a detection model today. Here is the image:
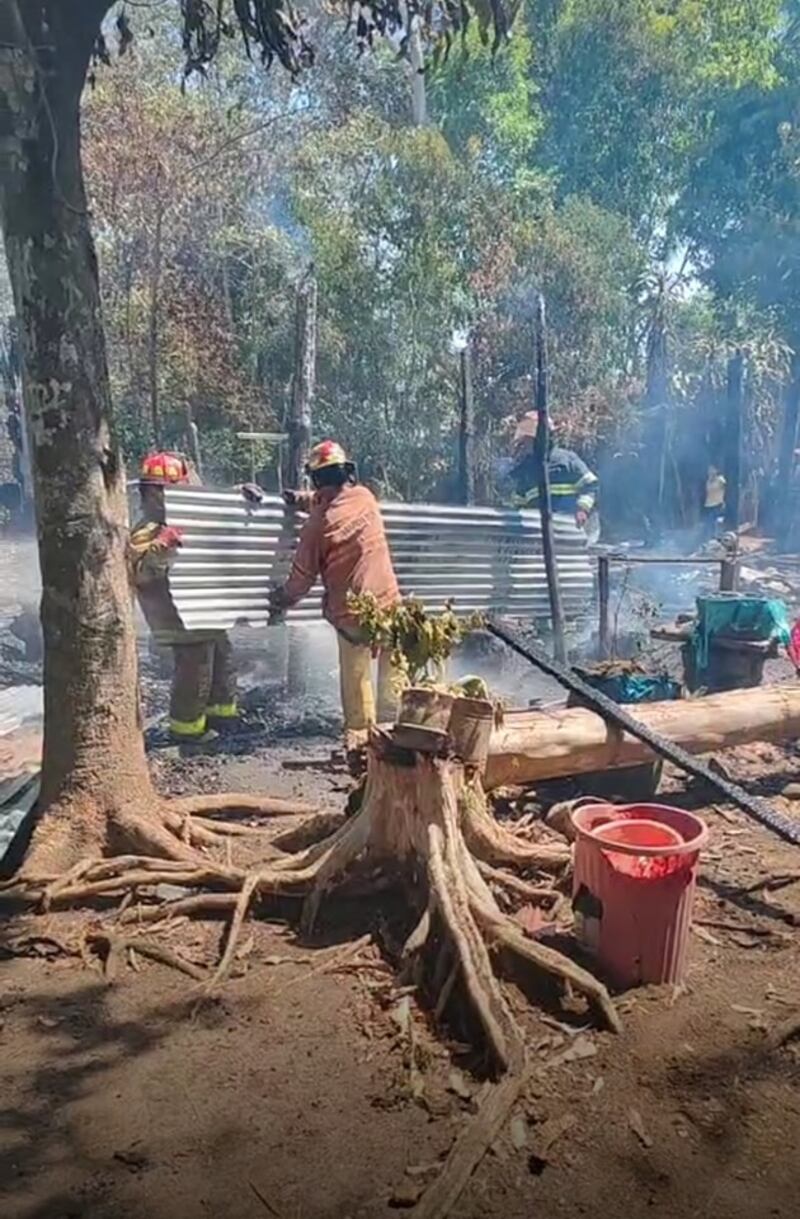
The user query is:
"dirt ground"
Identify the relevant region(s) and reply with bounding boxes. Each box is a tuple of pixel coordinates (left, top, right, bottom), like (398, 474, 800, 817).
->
(3, 724, 800, 1219)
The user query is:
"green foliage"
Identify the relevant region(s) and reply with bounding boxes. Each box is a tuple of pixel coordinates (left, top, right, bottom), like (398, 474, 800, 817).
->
(198, 429, 279, 486)
(347, 593, 483, 687)
(74, 0, 799, 528)
(676, 57, 800, 338)
(429, 24, 544, 188)
(530, 0, 784, 236)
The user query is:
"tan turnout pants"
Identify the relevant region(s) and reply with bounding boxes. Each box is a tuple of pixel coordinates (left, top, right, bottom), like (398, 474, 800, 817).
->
(336, 633, 397, 732)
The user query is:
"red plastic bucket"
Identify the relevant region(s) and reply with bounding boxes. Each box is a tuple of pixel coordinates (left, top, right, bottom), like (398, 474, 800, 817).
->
(571, 803, 709, 988)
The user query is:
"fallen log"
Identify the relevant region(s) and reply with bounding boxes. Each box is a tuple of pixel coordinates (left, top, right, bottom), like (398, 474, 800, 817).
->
(487, 686, 800, 789)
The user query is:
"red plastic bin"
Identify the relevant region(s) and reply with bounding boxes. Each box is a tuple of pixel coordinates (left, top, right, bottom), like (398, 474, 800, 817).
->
(571, 802, 709, 988)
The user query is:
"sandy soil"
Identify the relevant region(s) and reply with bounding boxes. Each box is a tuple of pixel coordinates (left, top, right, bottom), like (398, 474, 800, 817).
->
(2, 730, 800, 1219)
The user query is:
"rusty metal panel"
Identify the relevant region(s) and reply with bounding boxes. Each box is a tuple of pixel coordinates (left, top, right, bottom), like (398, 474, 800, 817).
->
(162, 488, 595, 632)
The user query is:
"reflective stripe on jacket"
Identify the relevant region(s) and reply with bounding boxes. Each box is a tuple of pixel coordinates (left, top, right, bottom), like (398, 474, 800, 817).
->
(128, 519, 221, 645)
(510, 446, 598, 514)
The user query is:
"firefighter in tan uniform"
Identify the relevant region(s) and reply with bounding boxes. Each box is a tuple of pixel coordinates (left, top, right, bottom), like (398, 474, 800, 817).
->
(129, 452, 238, 742)
(269, 440, 400, 737)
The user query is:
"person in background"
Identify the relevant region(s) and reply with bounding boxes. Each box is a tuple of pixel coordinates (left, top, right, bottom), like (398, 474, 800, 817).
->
(129, 451, 240, 743)
(702, 463, 726, 540)
(508, 411, 600, 541)
(270, 440, 400, 743)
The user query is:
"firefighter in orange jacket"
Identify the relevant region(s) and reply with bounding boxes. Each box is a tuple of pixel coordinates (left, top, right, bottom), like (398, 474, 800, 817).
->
(270, 440, 401, 736)
(129, 452, 238, 742)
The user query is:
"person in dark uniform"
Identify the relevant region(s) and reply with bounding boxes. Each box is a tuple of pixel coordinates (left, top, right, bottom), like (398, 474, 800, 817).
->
(508, 412, 599, 540)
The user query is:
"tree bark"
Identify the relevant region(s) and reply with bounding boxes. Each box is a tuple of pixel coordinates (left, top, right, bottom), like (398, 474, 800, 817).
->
(408, 17, 427, 127)
(0, 1, 153, 865)
(457, 343, 475, 506)
(485, 685, 800, 788)
(534, 295, 566, 664)
(724, 350, 744, 532)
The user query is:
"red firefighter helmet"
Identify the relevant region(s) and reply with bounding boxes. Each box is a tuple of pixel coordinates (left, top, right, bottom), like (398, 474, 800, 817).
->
(139, 451, 190, 485)
(305, 440, 349, 473)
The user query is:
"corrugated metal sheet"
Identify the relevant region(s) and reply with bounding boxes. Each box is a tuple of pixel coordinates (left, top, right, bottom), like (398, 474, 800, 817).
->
(0, 684, 42, 738)
(163, 488, 595, 632)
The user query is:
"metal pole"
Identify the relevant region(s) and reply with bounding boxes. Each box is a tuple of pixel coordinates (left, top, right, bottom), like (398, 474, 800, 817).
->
(597, 555, 610, 658)
(458, 342, 475, 505)
(534, 294, 567, 664)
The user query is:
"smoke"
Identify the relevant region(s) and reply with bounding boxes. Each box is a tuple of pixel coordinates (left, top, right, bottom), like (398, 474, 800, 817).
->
(0, 534, 40, 629)
(450, 630, 565, 708)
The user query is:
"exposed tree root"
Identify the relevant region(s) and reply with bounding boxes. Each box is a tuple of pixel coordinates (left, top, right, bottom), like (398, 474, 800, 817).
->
(87, 930, 206, 981)
(475, 860, 560, 906)
(121, 892, 240, 924)
(13, 747, 619, 1219)
(168, 793, 319, 819)
(412, 1073, 524, 1219)
(461, 789, 571, 873)
(204, 871, 262, 996)
(473, 899, 623, 1034)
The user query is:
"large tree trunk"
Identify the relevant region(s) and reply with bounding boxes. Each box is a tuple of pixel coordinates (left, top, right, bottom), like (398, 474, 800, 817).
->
(485, 686, 800, 788)
(0, 1, 153, 868)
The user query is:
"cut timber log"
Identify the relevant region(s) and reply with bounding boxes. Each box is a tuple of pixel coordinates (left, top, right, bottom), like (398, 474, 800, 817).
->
(486, 686, 800, 790)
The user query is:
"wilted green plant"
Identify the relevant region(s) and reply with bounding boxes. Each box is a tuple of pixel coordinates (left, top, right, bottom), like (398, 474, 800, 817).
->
(347, 592, 484, 690)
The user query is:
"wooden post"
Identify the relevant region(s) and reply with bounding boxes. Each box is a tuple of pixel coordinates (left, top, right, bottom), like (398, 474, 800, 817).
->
(724, 350, 743, 532)
(286, 271, 317, 699)
(458, 342, 475, 505)
(645, 308, 669, 522)
(719, 558, 739, 592)
(534, 295, 567, 665)
(286, 269, 317, 491)
(184, 403, 202, 480)
(597, 555, 610, 659)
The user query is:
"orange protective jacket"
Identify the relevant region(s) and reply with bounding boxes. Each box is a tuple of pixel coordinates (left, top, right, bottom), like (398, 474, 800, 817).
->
(279, 485, 400, 636)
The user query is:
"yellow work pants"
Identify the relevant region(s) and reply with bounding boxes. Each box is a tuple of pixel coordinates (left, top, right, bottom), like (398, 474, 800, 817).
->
(337, 634, 397, 731)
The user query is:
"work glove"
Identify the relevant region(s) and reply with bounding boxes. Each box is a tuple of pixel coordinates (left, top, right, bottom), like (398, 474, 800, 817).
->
(268, 585, 288, 625)
(157, 525, 183, 550)
(283, 488, 314, 511)
(241, 482, 264, 505)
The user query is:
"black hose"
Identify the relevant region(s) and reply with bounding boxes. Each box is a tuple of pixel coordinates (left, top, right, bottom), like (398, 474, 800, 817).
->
(486, 617, 800, 849)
